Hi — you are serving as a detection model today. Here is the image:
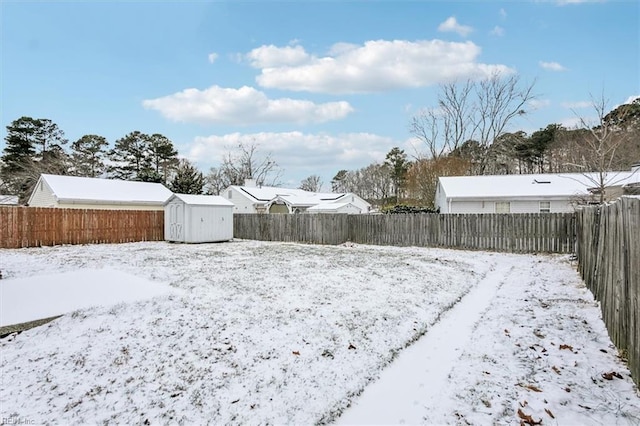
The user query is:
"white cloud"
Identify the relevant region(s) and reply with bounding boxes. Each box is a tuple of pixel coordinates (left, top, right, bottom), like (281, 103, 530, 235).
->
(438, 16, 474, 37)
(251, 40, 513, 94)
(188, 131, 401, 186)
(142, 86, 353, 125)
(246, 44, 310, 68)
(490, 26, 505, 36)
(559, 116, 592, 129)
(207, 53, 218, 64)
(529, 99, 551, 110)
(539, 61, 567, 71)
(499, 8, 507, 19)
(561, 101, 592, 109)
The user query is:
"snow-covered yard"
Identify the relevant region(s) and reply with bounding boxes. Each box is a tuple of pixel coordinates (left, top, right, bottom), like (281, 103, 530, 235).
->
(1, 240, 638, 425)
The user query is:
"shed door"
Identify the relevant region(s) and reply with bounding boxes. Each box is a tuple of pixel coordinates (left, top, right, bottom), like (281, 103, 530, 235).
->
(169, 203, 184, 241)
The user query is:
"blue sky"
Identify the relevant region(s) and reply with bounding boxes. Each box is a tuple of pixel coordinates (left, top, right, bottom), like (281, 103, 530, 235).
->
(2, 0, 638, 190)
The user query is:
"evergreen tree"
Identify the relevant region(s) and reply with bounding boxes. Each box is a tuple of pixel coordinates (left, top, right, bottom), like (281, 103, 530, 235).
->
(148, 134, 179, 184)
(384, 147, 409, 202)
(1, 117, 38, 179)
(71, 134, 109, 177)
(32, 118, 67, 157)
(170, 159, 204, 194)
(331, 170, 349, 192)
(109, 131, 152, 181)
(1, 116, 68, 202)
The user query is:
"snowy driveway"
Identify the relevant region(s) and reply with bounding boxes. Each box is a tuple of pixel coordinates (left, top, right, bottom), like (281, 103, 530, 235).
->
(1, 240, 638, 424)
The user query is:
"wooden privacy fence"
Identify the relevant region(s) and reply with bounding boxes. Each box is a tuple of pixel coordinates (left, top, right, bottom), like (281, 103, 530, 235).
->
(576, 197, 640, 386)
(0, 206, 164, 248)
(234, 212, 576, 253)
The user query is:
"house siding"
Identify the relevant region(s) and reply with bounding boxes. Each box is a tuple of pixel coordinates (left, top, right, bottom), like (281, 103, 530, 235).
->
(221, 187, 259, 214)
(59, 203, 164, 210)
(434, 182, 447, 213)
(447, 199, 576, 214)
(448, 201, 486, 214)
(510, 201, 541, 213)
(28, 180, 58, 208)
(334, 194, 370, 213)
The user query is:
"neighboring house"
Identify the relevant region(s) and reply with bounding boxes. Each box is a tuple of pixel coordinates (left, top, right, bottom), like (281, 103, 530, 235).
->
(435, 167, 640, 214)
(0, 195, 19, 205)
(28, 174, 173, 210)
(221, 180, 371, 214)
(306, 202, 362, 215)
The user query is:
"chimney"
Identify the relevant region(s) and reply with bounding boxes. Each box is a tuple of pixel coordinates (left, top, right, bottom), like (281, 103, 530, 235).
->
(244, 178, 257, 187)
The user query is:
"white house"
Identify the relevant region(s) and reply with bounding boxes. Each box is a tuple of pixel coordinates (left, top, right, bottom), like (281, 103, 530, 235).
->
(28, 174, 173, 210)
(306, 202, 362, 214)
(221, 181, 371, 214)
(435, 169, 640, 214)
(164, 194, 233, 243)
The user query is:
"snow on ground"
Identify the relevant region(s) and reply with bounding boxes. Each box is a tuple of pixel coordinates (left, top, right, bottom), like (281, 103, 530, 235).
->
(339, 254, 640, 425)
(1, 269, 180, 326)
(0, 240, 638, 425)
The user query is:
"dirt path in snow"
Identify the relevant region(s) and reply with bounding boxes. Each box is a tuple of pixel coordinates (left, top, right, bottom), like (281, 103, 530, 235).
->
(336, 260, 513, 425)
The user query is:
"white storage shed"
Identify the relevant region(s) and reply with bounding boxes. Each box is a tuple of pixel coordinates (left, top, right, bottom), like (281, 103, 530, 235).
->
(164, 194, 234, 243)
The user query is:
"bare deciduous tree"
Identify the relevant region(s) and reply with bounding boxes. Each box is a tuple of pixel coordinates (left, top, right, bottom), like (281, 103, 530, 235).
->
(405, 156, 470, 208)
(566, 92, 638, 204)
(299, 175, 323, 192)
(411, 72, 536, 167)
(204, 140, 282, 194)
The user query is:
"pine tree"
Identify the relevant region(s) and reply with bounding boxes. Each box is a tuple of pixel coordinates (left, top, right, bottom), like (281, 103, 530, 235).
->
(71, 134, 109, 177)
(109, 131, 152, 181)
(1, 117, 68, 202)
(170, 159, 204, 194)
(148, 134, 179, 184)
(384, 147, 409, 202)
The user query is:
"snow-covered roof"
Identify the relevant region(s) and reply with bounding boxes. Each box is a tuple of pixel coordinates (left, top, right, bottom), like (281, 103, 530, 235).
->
(38, 174, 173, 205)
(0, 195, 19, 205)
(439, 171, 640, 200)
(306, 202, 359, 212)
(167, 193, 234, 207)
(235, 185, 345, 203)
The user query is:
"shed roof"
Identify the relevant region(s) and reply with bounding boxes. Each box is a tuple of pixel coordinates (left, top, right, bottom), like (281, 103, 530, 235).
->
(439, 171, 640, 200)
(35, 174, 173, 205)
(167, 193, 234, 206)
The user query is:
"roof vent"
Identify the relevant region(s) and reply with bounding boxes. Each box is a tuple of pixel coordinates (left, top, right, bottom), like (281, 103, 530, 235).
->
(533, 179, 551, 184)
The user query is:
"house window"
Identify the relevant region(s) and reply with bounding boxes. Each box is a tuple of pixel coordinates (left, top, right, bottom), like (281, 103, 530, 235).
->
(539, 201, 551, 213)
(228, 190, 232, 199)
(495, 201, 511, 213)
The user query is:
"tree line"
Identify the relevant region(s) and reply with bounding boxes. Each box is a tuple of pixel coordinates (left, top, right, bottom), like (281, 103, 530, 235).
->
(331, 76, 640, 208)
(0, 117, 206, 203)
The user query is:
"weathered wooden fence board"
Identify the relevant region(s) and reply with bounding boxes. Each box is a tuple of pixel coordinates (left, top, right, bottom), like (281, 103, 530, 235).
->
(234, 213, 576, 254)
(0, 207, 164, 248)
(576, 197, 639, 386)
